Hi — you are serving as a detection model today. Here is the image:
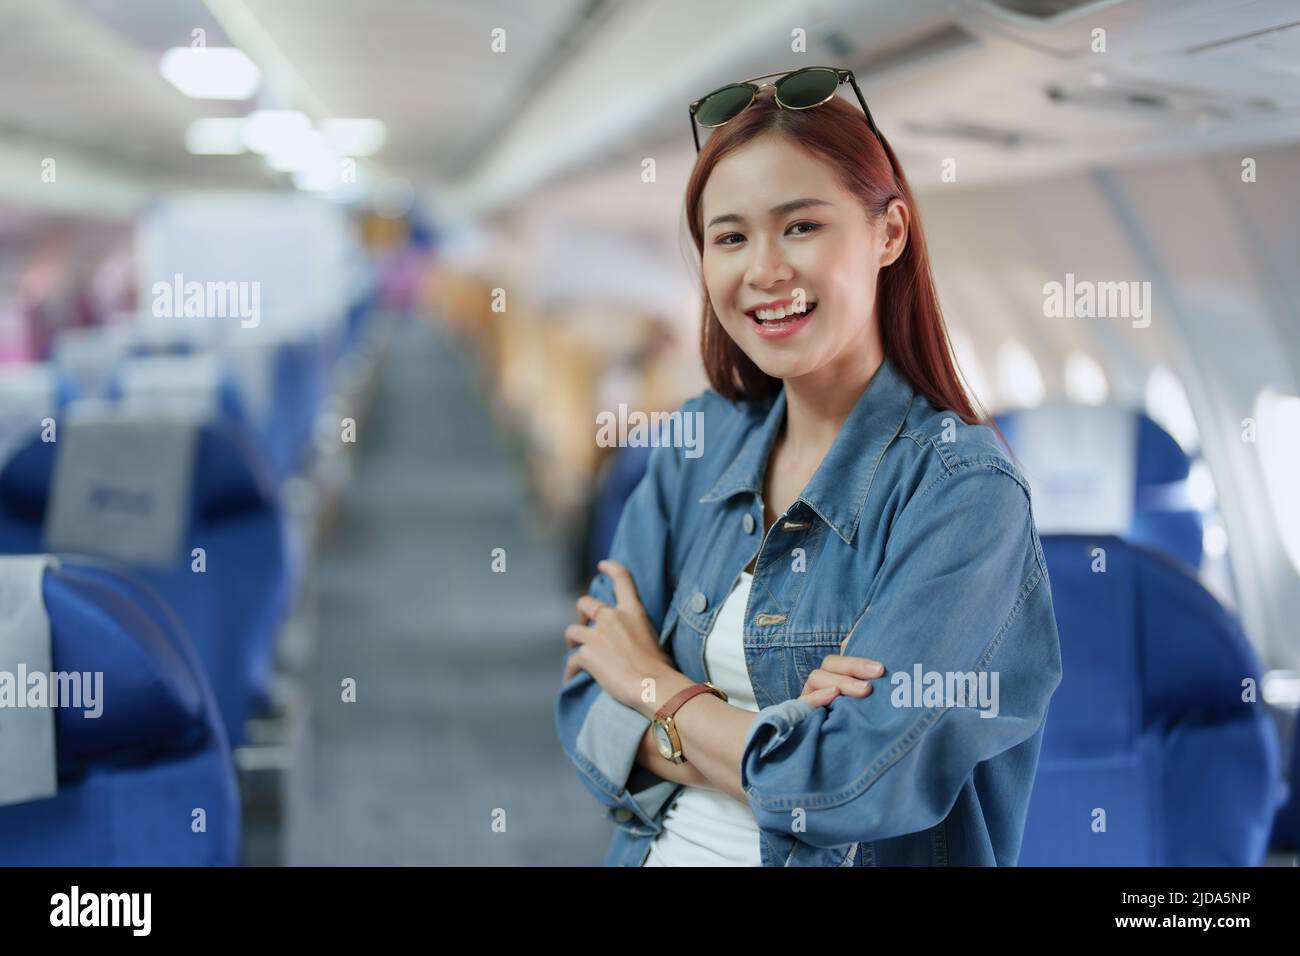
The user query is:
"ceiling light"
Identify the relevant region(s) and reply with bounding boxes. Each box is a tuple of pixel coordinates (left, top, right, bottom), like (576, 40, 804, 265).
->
(266, 129, 331, 171)
(160, 47, 260, 100)
(242, 110, 311, 155)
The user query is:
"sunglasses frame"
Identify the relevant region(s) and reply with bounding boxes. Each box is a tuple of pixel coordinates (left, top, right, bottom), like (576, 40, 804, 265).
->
(688, 66, 882, 152)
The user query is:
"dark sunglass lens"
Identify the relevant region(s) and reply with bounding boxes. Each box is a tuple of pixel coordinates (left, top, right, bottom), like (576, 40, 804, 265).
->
(695, 84, 754, 127)
(776, 68, 839, 108)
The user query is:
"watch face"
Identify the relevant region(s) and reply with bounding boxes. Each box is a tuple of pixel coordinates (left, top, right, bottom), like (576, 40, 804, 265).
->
(652, 721, 673, 758)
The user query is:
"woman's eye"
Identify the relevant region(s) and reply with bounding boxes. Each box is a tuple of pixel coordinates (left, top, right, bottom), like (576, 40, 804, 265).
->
(715, 222, 819, 246)
(788, 221, 821, 236)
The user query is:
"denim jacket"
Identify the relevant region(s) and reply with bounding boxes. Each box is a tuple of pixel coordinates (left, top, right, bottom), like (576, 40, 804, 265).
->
(554, 355, 1062, 866)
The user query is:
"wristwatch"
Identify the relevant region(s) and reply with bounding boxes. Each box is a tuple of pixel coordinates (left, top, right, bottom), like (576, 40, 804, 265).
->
(651, 681, 728, 764)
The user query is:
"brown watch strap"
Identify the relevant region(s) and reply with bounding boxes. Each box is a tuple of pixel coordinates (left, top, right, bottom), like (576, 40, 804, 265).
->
(655, 681, 728, 721)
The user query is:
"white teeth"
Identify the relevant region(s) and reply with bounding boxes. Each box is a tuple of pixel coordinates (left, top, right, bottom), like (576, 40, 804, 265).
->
(752, 302, 815, 322)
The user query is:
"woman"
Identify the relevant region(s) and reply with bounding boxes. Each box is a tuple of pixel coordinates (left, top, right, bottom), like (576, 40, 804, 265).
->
(555, 67, 1062, 867)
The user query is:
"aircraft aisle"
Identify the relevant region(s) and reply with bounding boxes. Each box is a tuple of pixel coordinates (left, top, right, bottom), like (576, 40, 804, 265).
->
(282, 315, 610, 865)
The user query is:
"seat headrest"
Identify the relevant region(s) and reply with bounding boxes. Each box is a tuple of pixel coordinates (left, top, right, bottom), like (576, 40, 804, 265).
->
(0, 420, 277, 527)
(51, 324, 139, 399)
(109, 354, 249, 427)
(996, 405, 1202, 571)
(0, 364, 77, 467)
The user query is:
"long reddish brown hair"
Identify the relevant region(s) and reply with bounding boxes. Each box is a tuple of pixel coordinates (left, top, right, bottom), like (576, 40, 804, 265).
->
(685, 83, 996, 435)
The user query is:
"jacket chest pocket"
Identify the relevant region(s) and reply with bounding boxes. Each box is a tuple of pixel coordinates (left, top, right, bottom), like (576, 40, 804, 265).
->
(789, 637, 850, 699)
(788, 593, 878, 697)
(783, 838, 859, 867)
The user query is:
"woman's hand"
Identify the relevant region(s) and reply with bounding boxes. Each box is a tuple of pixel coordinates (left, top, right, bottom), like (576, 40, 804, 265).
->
(562, 559, 674, 710)
(798, 636, 886, 708)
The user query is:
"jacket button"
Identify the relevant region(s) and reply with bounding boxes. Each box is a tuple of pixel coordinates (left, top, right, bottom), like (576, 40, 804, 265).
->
(742, 513, 755, 534)
(613, 809, 633, 822)
(689, 591, 708, 613)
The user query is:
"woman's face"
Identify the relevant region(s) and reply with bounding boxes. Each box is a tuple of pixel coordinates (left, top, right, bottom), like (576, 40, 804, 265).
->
(700, 133, 905, 385)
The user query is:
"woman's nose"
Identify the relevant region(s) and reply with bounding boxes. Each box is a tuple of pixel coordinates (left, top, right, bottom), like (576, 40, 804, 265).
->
(744, 241, 794, 288)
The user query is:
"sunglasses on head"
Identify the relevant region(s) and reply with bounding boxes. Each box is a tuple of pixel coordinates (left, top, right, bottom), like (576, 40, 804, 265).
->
(688, 66, 882, 152)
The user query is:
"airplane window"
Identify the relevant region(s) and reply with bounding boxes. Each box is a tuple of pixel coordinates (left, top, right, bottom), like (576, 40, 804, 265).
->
(996, 339, 1045, 409)
(1145, 364, 1200, 453)
(1063, 351, 1108, 405)
(1202, 516, 1229, 560)
(1254, 389, 1300, 577)
(1263, 672, 1300, 708)
(1187, 459, 1217, 511)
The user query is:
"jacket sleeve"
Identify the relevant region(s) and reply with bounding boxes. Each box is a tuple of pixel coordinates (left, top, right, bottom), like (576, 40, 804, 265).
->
(739, 459, 1063, 848)
(553, 396, 701, 828)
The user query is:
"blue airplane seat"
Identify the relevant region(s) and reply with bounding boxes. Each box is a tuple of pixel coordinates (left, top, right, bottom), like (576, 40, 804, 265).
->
(107, 354, 252, 430)
(8, 362, 81, 409)
(1019, 535, 1280, 865)
(0, 362, 80, 446)
(50, 324, 140, 400)
(0, 557, 239, 865)
(1129, 414, 1203, 572)
(995, 406, 1204, 573)
(111, 338, 327, 488)
(0, 421, 292, 748)
(51, 364, 80, 408)
(265, 333, 327, 480)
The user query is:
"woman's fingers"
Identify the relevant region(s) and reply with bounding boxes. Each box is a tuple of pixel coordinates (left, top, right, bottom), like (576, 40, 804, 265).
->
(598, 559, 643, 611)
(560, 648, 586, 683)
(556, 639, 587, 686)
(564, 623, 593, 649)
(799, 685, 840, 708)
(819, 653, 884, 680)
(796, 661, 880, 708)
(796, 650, 888, 700)
(803, 667, 875, 699)
(573, 558, 641, 626)
(574, 595, 610, 625)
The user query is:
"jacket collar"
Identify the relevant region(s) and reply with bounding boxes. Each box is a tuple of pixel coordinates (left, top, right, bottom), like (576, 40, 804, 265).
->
(699, 355, 916, 545)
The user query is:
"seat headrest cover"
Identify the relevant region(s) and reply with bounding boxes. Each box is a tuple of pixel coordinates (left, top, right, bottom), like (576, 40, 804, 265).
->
(0, 554, 59, 806)
(0, 364, 61, 468)
(114, 354, 225, 422)
(42, 404, 199, 568)
(1011, 403, 1137, 535)
(0, 363, 58, 410)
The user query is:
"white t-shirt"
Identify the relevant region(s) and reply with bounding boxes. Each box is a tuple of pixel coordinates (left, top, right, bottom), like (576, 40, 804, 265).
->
(642, 571, 763, 867)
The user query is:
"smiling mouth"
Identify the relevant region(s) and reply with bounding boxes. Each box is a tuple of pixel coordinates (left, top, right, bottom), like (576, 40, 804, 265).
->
(746, 301, 818, 326)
